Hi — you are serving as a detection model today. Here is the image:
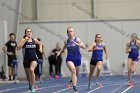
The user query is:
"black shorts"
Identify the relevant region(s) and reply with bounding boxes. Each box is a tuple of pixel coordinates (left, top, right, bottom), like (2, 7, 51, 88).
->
(90, 59, 103, 66)
(23, 58, 37, 68)
(8, 56, 17, 67)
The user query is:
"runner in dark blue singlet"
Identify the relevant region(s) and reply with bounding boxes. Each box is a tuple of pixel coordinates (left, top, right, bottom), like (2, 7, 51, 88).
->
(17, 28, 42, 93)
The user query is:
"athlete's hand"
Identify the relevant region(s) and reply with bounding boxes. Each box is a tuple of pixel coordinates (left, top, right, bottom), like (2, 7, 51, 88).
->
(24, 37, 29, 41)
(72, 40, 79, 46)
(128, 48, 131, 53)
(39, 48, 43, 53)
(105, 55, 108, 60)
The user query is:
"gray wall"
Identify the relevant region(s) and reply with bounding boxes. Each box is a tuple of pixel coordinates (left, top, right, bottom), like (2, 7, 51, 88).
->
(21, 0, 140, 20)
(0, 0, 20, 79)
(0, 0, 20, 34)
(16, 19, 140, 78)
(0, 21, 6, 69)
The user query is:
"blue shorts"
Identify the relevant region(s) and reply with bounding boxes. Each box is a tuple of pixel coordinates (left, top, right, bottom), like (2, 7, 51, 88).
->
(66, 58, 81, 67)
(128, 53, 139, 61)
(128, 56, 139, 61)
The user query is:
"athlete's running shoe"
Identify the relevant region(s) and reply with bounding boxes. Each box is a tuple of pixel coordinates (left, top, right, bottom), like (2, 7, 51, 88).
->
(73, 88, 78, 93)
(55, 75, 60, 79)
(128, 81, 134, 87)
(31, 86, 36, 93)
(95, 79, 103, 88)
(95, 79, 99, 85)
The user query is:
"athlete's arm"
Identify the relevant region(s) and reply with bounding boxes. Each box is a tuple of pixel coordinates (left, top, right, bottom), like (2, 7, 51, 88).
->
(126, 41, 131, 53)
(88, 42, 96, 52)
(17, 37, 28, 50)
(15, 46, 18, 56)
(57, 41, 67, 56)
(73, 38, 85, 49)
(136, 39, 140, 49)
(2, 45, 7, 53)
(103, 44, 108, 60)
(42, 46, 47, 60)
(34, 38, 43, 53)
(2, 45, 13, 55)
(2, 42, 14, 55)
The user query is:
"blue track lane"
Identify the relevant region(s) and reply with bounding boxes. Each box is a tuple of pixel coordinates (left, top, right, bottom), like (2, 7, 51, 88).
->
(0, 75, 140, 93)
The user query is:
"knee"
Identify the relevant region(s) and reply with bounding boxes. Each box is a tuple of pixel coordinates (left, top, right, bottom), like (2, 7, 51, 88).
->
(89, 69, 94, 74)
(131, 70, 135, 73)
(97, 66, 102, 71)
(71, 69, 76, 75)
(30, 67, 35, 73)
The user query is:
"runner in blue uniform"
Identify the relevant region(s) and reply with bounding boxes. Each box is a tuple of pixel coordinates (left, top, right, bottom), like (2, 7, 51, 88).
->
(88, 34, 108, 89)
(57, 27, 85, 93)
(126, 33, 140, 86)
(17, 28, 42, 92)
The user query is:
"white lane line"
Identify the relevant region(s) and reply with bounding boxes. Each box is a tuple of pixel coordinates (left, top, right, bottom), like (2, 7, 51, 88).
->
(87, 83, 127, 93)
(22, 85, 63, 93)
(87, 87, 100, 93)
(0, 86, 28, 93)
(53, 88, 69, 93)
(53, 84, 87, 93)
(0, 84, 62, 93)
(121, 86, 132, 93)
(53, 82, 127, 93)
(110, 83, 127, 93)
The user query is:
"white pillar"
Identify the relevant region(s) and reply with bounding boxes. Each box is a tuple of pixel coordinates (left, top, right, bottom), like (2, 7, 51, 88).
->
(3, 20, 8, 80)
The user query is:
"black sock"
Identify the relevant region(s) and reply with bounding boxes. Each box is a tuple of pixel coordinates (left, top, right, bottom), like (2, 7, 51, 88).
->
(73, 86, 78, 92)
(73, 86, 76, 89)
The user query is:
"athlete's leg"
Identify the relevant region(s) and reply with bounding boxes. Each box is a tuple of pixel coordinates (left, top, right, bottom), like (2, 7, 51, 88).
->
(67, 61, 77, 86)
(24, 68, 31, 89)
(67, 61, 78, 93)
(30, 61, 37, 86)
(88, 64, 96, 89)
(89, 65, 96, 83)
(131, 61, 137, 74)
(57, 58, 62, 76)
(8, 66, 12, 80)
(48, 59, 54, 77)
(39, 60, 43, 82)
(11, 66, 15, 80)
(127, 58, 133, 82)
(54, 63, 59, 78)
(96, 61, 103, 80)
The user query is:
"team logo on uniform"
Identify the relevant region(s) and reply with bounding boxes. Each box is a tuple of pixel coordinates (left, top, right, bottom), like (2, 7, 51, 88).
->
(10, 43, 16, 47)
(25, 45, 36, 48)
